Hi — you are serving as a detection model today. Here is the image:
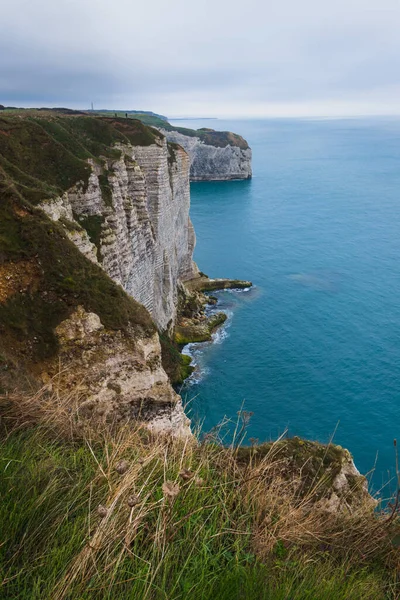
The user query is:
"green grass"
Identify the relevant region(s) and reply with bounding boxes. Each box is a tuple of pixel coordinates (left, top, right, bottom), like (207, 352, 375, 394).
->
(91, 109, 250, 150)
(74, 213, 106, 261)
(94, 111, 169, 128)
(0, 112, 164, 208)
(0, 420, 397, 599)
(0, 116, 92, 201)
(0, 428, 100, 598)
(0, 108, 249, 153)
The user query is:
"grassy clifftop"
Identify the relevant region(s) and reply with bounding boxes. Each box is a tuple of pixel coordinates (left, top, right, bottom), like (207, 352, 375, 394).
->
(94, 111, 250, 150)
(0, 108, 250, 154)
(158, 122, 249, 150)
(0, 112, 163, 205)
(0, 392, 398, 599)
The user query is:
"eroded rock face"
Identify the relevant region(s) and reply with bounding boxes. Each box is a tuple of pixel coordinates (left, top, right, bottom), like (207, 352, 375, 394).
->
(40, 138, 198, 331)
(48, 307, 191, 436)
(160, 129, 252, 181)
(37, 135, 201, 435)
(317, 454, 375, 513)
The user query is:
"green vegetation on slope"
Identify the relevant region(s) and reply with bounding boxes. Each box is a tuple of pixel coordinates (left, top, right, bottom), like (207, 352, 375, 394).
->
(0, 112, 163, 206)
(0, 173, 154, 365)
(159, 332, 194, 384)
(94, 110, 250, 150)
(162, 123, 250, 150)
(0, 394, 398, 600)
(95, 110, 169, 127)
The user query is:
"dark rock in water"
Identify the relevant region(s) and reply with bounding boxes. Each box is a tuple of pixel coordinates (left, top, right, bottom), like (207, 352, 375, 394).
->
(185, 276, 252, 293)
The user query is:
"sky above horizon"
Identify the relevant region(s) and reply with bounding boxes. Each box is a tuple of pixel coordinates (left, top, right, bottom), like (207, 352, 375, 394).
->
(1, 0, 400, 118)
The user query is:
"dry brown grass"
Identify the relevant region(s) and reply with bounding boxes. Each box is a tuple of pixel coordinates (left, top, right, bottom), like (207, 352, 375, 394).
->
(1, 381, 400, 599)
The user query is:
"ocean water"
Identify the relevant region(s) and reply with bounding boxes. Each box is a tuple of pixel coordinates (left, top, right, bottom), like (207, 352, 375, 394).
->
(171, 117, 400, 493)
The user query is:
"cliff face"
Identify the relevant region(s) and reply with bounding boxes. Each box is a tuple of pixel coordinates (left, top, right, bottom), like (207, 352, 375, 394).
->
(0, 179, 191, 435)
(160, 128, 252, 181)
(52, 306, 190, 436)
(0, 114, 197, 434)
(0, 113, 251, 435)
(40, 137, 197, 332)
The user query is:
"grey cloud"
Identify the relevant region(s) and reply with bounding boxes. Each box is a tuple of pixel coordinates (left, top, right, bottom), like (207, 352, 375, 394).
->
(1, 0, 400, 116)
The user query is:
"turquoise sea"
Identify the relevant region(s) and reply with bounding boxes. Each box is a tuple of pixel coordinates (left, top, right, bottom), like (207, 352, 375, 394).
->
(171, 117, 400, 494)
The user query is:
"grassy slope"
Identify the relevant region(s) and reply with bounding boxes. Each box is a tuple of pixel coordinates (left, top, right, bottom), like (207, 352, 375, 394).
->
(0, 403, 397, 600)
(95, 110, 169, 126)
(93, 111, 250, 150)
(0, 174, 155, 373)
(0, 112, 163, 205)
(0, 108, 249, 150)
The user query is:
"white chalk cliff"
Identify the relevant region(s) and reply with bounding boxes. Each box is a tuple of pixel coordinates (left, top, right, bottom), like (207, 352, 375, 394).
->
(40, 136, 198, 332)
(35, 122, 252, 435)
(160, 128, 252, 181)
(37, 131, 202, 435)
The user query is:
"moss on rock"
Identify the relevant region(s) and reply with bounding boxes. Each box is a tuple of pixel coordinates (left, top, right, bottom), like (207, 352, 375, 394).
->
(159, 333, 194, 385)
(73, 214, 105, 261)
(98, 173, 113, 207)
(185, 276, 252, 293)
(174, 312, 227, 345)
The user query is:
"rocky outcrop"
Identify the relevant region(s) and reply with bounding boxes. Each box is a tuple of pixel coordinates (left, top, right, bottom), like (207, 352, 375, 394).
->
(172, 277, 252, 345)
(46, 306, 191, 436)
(40, 137, 198, 332)
(184, 276, 252, 293)
(160, 129, 252, 181)
(236, 437, 375, 514)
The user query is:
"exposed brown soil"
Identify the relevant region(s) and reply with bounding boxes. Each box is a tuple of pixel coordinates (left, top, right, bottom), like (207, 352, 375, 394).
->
(0, 259, 41, 303)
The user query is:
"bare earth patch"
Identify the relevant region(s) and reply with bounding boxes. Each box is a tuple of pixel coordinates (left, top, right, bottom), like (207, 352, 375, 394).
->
(0, 259, 41, 303)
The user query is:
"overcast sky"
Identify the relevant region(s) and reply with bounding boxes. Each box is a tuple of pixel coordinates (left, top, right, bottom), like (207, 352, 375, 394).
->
(1, 0, 400, 117)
